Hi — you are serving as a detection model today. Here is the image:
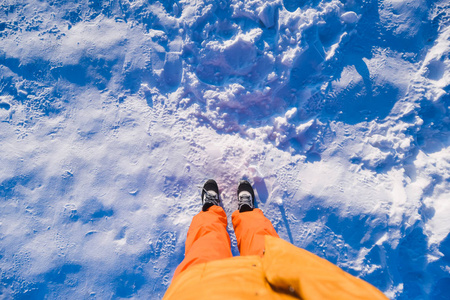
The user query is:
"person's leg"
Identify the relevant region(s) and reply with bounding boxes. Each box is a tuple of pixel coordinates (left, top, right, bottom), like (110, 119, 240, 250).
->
(173, 205, 232, 278)
(231, 208, 279, 257)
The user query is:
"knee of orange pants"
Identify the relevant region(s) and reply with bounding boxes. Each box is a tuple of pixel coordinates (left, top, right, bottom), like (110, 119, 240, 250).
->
(232, 208, 279, 257)
(173, 206, 232, 278)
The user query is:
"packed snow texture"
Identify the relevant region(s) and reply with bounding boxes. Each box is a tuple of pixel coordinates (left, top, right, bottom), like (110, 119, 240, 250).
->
(0, 0, 449, 299)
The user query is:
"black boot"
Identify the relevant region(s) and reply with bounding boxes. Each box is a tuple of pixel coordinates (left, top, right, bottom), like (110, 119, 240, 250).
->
(202, 179, 220, 211)
(237, 180, 255, 212)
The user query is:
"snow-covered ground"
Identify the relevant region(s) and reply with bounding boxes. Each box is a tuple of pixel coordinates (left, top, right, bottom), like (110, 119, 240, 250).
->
(0, 0, 449, 298)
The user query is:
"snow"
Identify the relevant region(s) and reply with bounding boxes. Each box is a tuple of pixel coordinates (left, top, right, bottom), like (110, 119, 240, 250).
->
(341, 11, 358, 24)
(0, 0, 449, 299)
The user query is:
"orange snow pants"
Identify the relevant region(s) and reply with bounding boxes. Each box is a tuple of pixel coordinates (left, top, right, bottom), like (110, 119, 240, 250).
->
(173, 206, 279, 278)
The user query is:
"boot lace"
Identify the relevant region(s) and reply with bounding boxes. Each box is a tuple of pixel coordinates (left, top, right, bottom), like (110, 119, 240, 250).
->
(203, 188, 219, 206)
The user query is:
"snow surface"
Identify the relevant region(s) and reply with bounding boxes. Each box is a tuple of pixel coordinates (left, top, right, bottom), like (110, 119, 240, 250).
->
(0, 0, 449, 299)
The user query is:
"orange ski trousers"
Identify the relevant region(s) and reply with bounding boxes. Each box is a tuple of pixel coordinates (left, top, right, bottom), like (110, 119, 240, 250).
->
(173, 206, 279, 278)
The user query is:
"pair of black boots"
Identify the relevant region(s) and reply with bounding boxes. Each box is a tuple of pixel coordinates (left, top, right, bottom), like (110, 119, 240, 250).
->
(202, 179, 255, 213)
